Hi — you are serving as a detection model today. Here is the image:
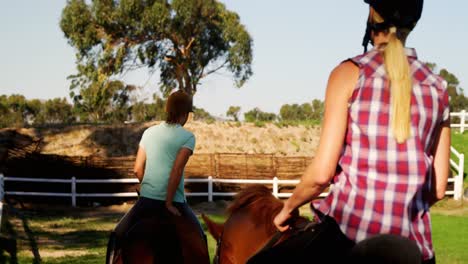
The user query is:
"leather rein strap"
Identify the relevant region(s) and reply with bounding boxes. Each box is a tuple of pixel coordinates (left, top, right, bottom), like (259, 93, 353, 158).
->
(252, 204, 326, 256)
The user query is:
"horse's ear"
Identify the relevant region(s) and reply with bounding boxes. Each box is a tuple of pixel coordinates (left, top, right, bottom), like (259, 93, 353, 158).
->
(201, 214, 224, 241)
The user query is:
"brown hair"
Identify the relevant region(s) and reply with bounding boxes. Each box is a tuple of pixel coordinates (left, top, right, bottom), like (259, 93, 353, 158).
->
(165, 90, 193, 124)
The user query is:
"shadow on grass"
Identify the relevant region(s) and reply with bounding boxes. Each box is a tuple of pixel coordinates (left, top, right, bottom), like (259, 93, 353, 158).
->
(32, 229, 109, 250)
(22, 217, 40, 264)
(7, 253, 104, 264)
(1, 205, 113, 264)
(0, 235, 17, 264)
(0, 204, 35, 264)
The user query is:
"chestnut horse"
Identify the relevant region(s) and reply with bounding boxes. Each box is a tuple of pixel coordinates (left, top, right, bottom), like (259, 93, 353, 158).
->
(107, 212, 210, 264)
(202, 185, 309, 264)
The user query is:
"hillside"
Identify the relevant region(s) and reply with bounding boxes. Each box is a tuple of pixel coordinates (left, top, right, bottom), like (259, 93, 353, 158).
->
(4, 121, 321, 157)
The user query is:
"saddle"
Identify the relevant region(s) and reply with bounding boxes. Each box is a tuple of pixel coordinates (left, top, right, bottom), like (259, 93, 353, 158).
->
(247, 206, 355, 264)
(107, 215, 183, 264)
(107, 211, 208, 264)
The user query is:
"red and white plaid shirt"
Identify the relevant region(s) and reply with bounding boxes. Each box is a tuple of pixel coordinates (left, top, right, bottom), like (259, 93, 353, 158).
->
(319, 48, 450, 260)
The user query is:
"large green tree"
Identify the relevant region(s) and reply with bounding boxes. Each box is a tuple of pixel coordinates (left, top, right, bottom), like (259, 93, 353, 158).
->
(60, 0, 253, 97)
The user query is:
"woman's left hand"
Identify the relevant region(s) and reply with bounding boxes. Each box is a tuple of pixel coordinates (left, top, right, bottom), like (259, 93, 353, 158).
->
(274, 206, 293, 232)
(166, 202, 181, 216)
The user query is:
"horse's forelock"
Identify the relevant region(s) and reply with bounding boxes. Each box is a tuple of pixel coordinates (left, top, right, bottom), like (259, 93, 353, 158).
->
(227, 185, 284, 233)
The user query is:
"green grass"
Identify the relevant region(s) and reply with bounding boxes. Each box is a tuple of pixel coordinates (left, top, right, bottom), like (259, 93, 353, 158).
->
(0, 206, 466, 264)
(199, 214, 225, 261)
(432, 213, 468, 264)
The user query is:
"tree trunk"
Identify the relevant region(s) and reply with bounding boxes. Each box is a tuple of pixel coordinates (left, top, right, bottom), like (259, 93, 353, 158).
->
(175, 69, 196, 96)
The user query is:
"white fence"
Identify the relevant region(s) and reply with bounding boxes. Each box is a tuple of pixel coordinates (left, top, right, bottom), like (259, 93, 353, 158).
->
(451, 110, 467, 133)
(0, 145, 464, 207)
(0, 175, 321, 207)
(450, 146, 465, 200)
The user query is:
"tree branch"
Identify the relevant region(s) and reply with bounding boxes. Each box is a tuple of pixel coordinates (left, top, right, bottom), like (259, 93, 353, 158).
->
(203, 61, 228, 77)
(181, 37, 195, 56)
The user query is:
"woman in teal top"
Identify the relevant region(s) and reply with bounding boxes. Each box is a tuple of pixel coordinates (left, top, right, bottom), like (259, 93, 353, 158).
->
(106, 91, 208, 264)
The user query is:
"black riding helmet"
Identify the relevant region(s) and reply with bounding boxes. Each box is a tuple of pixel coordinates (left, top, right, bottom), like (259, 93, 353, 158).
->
(362, 0, 424, 52)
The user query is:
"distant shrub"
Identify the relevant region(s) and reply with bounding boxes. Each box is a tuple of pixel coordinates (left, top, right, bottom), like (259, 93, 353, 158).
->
(254, 121, 266, 127)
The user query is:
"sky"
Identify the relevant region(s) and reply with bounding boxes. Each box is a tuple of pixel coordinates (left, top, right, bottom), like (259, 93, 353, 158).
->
(1, 1, 467, 118)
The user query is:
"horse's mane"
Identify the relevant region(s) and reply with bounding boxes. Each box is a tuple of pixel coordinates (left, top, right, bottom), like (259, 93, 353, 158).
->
(227, 185, 285, 233)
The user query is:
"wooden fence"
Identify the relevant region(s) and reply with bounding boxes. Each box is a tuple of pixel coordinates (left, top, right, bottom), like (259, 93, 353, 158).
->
(185, 154, 312, 179)
(35, 154, 314, 180)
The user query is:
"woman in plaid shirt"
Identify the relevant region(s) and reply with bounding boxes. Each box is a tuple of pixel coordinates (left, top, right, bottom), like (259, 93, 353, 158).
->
(274, 0, 450, 263)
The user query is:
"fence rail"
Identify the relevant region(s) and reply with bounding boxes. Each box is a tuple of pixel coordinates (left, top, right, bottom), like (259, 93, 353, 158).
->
(0, 145, 464, 207)
(450, 146, 465, 200)
(450, 110, 467, 133)
(0, 175, 316, 207)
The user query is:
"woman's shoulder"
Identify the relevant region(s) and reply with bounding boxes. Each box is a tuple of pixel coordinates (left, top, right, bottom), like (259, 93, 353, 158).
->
(177, 126, 195, 139)
(411, 59, 447, 90)
(346, 49, 381, 68)
(326, 61, 360, 99)
(143, 123, 161, 133)
(329, 60, 360, 82)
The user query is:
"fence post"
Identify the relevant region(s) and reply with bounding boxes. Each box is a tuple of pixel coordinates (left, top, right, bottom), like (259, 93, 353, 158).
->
(71, 177, 76, 207)
(0, 174, 4, 202)
(461, 110, 466, 133)
(273, 177, 279, 198)
(454, 154, 465, 200)
(208, 176, 213, 202)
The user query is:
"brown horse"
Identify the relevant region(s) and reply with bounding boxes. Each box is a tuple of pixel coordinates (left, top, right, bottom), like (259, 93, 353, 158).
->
(204, 186, 424, 264)
(202, 185, 309, 264)
(107, 210, 210, 264)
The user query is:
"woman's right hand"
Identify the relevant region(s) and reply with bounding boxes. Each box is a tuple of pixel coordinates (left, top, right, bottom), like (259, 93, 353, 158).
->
(166, 202, 181, 216)
(274, 205, 293, 232)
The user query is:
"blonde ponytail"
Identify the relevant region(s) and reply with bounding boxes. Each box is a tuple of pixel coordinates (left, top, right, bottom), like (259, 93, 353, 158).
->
(372, 10, 413, 143)
(384, 27, 412, 143)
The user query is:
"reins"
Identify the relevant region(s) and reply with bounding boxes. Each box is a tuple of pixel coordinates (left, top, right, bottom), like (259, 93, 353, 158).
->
(213, 231, 223, 264)
(250, 204, 326, 257)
